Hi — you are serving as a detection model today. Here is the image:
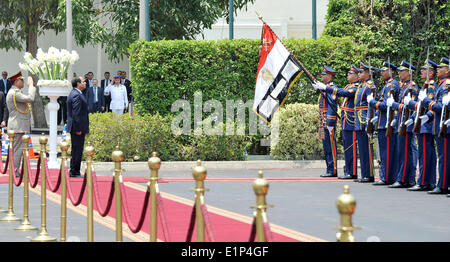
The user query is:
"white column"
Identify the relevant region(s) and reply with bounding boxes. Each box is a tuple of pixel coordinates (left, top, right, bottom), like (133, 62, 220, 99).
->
(66, 0, 73, 79)
(97, 44, 102, 80)
(139, 0, 146, 40)
(47, 96, 60, 169)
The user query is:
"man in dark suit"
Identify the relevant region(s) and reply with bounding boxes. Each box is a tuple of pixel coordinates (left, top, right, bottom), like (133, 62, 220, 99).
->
(67, 77, 89, 178)
(86, 79, 104, 113)
(0, 86, 8, 150)
(57, 96, 67, 125)
(0, 72, 12, 96)
(101, 72, 112, 112)
(121, 71, 132, 104)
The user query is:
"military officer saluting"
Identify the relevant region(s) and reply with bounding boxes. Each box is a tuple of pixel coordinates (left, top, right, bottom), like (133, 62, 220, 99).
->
(386, 61, 418, 188)
(406, 59, 439, 191)
(5, 72, 36, 177)
(312, 66, 339, 177)
(367, 61, 401, 185)
(422, 57, 450, 195)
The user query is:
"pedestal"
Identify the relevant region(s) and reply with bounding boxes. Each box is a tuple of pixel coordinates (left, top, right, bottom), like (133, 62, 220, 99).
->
(39, 85, 72, 169)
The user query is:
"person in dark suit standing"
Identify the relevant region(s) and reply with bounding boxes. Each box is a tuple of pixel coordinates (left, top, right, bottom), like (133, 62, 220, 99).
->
(57, 96, 67, 125)
(101, 72, 112, 112)
(121, 71, 132, 105)
(0, 83, 8, 150)
(0, 72, 12, 96)
(67, 77, 89, 178)
(86, 79, 104, 113)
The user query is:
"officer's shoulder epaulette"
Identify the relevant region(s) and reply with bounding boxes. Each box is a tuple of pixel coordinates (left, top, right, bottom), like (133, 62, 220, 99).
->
(445, 79, 450, 85)
(429, 80, 435, 84)
(411, 80, 417, 86)
(327, 82, 334, 87)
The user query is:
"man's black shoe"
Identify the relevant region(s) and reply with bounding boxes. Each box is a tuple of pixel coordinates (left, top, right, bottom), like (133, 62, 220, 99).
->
(447, 193, 450, 198)
(320, 173, 337, 178)
(338, 174, 357, 180)
(407, 184, 430, 191)
(373, 180, 388, 186)
(427, 187, 448, 195)
(406, 182, 416, 188)
(389, 181, 406, 188)
(360, 177, 374, 183)
(353, 178, 361, 182)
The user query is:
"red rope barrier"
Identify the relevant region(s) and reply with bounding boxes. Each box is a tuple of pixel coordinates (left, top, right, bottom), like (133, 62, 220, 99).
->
(43, 158, 61, 192)
(119, 181, 150, 234)
(200, 203, 215, 242)
(63, 166, 87, 206)
(155, 190, 171, 242)
(248, 216, 256, 242)
(91, 172, 114, 217)
(28, 157, 41, 188)
(185, 204, 196, 242)
(0, 148, 9, 174)
(11, 152, 23, 186)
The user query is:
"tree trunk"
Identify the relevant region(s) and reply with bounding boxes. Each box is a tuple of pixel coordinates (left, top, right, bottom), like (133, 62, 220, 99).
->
(26, 25, 48, 129)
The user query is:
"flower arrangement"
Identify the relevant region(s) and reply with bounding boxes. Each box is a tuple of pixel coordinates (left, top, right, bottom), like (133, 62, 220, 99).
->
(19, 47, 79, 87)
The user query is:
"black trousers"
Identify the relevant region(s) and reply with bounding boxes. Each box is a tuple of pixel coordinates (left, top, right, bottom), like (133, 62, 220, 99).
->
(58, 98, 67, 125)
(105, 95, 111, 112)
(70, 131, 85, 177)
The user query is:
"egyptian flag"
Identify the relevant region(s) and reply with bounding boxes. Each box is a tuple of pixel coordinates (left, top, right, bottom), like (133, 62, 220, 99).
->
(252, 23, 304, 124)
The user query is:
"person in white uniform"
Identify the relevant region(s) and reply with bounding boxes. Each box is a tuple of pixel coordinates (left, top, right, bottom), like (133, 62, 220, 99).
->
(105, 75, 128, 115)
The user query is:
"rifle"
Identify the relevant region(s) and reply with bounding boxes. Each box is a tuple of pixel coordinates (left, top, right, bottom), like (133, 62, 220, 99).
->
(398, 56, 414, 137)
(366, 58, 377, 136)
(385, 89, 395, 137)
(412, 47, 430, 133)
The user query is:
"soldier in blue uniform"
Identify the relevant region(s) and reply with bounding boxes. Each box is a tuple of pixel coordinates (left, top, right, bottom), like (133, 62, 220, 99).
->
(354, 63, 376, 182)
(386, 61, 418, 188)
(422, 57, 450, 195)
(313, 66, 339, 177)
(367, 62, 400, 185)
(407, 59, 439, 191)
(315, 65, 359, 179)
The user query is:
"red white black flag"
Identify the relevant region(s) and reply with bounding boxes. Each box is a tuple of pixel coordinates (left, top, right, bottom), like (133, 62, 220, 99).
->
(252, 23, 304, 124)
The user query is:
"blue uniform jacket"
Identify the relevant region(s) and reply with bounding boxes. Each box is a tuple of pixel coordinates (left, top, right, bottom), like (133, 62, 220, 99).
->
(369, 77, 400, 130)
(325, 81, 358, 131)
(391, 80, 418, 133)
(406, 80, 437, 134)
(319, 81, 338, 128)
(422, 77, 450, 135)
(353, 80, 374, 131)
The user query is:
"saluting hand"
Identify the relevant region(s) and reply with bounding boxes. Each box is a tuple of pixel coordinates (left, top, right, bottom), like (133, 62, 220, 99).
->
(27, 76, 34, 87)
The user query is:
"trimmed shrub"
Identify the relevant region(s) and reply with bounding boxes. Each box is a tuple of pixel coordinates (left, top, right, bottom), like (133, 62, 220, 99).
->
(270, 103, 343, 160)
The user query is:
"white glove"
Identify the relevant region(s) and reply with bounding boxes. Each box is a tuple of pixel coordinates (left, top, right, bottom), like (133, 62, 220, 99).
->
(387, 97, 394, 107)
(367, 93, 374, 103)
(418, 90, 427, 101)
(314, 81, 327, 91)
(370, 116, 378, 124)
(405, 119, 413, 127)
(403, 95, 411, 106)
(420, 115, 429, 125)
(391, 119, 397, 127)
(443, 95, 450, 106)
(327, 126, 334, 134)
(445, 119, 450, 127)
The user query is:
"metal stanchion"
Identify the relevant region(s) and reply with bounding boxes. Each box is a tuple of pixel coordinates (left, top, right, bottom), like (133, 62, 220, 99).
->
(0, 130, 21, 222)
(192, 160, 207, 242)
(252, 171, 270, 242)
(59, 139, 69, 242)
(148, 152, 161, 242)
(84, 142, 95, 242)
(31, 133, 57, 242)
(335, 185, 360, 242)
(112, 146, 124, 242)
(14, 135, 37, 231)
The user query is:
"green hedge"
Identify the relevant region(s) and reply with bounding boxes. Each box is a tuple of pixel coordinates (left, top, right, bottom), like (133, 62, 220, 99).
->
(270, 103, 343, 160)
(129, 37, 364, 116)
(86, 112, 250, 161)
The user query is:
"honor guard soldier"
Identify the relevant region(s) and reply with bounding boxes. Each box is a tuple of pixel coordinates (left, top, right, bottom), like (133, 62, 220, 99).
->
(354, 63, 376, 182)
(312, 66, 339, 177)
(407, 59, 439, 191)
(421, 57, 450, 195)
(314, 65, 359, 179)
(386, 61, 418, 188)
(367, 62, 400, 185)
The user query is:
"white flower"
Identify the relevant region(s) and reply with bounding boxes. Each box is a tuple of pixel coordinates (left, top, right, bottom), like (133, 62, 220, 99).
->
(47, 46, 60, 63)
(23, 52, 33, 63)
(36, 48, 46, 62)
(70, 50, 79, 64)
(19, 62, 29, 71)
(60, 49, 71, 63)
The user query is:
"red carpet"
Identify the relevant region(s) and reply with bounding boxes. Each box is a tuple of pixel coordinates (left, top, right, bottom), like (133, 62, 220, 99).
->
(26, 169, 304, 242)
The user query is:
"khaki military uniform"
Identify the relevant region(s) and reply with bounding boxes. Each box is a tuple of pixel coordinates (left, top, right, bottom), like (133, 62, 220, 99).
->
(6, 85, 36, 173)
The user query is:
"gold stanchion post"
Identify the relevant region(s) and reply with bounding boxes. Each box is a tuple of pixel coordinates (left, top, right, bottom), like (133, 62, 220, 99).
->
(336, 185, 360, 242)
(14, 135, 37, 231)
(112, 146, 123, 242)
(148, 152, 161, 242)
(59, 139, 69, 242)
(0, 130, 21, 222)
(31, 133, 57, 242)
(252, 171, 269, 242)
(192, 160, 206, 242)
(84, 142, 95, 242)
